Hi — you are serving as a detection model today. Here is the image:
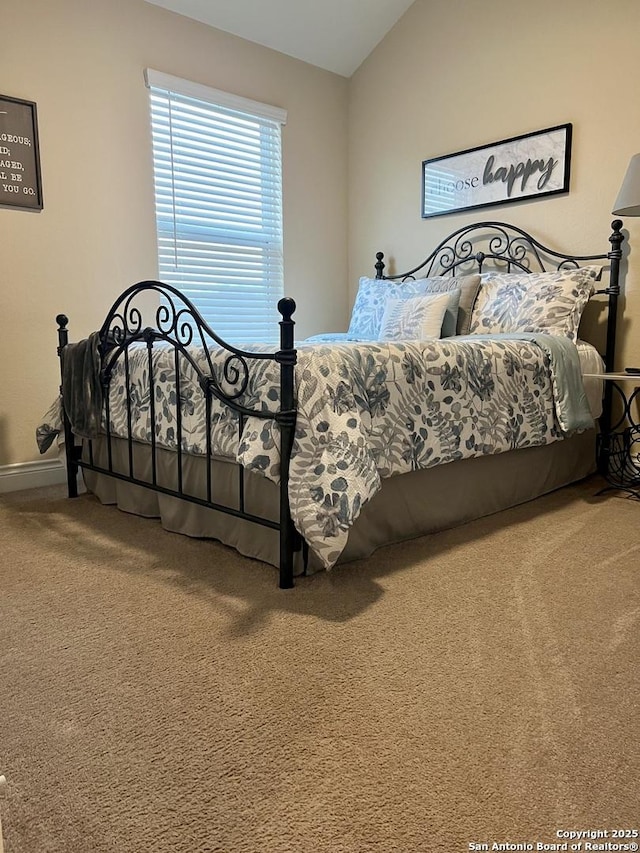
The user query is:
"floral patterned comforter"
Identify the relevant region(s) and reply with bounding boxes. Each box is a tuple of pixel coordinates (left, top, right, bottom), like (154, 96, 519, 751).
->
(37, 333, 594, 569)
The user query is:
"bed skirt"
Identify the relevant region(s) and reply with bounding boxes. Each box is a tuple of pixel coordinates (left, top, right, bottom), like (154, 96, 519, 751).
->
(83, 431, 597, 573)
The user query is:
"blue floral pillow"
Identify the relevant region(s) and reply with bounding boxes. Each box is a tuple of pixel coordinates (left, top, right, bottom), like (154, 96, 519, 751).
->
(347, 277, 390, 340)
(469, 266, 602, 342)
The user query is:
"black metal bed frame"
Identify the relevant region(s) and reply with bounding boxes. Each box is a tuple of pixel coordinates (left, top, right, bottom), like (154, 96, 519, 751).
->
(56, 220, 624, 589)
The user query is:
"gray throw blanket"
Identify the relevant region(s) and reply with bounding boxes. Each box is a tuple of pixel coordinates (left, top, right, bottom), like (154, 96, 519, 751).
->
(60, 331, 104, 440)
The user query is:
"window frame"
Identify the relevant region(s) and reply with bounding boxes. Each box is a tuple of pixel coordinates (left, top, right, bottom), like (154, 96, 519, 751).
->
(145, 69, 287, 344)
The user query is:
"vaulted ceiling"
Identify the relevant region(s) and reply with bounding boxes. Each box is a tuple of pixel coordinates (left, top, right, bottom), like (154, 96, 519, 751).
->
(144, 0, 416, 77)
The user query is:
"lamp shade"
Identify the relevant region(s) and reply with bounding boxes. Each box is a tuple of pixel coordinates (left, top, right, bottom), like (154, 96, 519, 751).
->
(612, 153, 640, 216)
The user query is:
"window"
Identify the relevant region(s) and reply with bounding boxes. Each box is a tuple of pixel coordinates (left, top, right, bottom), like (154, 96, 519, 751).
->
(145, 70, 287, 344)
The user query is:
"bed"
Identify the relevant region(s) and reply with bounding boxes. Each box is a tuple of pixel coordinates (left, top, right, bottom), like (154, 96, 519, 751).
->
(38, 219, 625, 587)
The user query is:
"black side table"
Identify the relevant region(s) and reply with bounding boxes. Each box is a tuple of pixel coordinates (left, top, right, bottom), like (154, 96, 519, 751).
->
(584, 372, 640, 499)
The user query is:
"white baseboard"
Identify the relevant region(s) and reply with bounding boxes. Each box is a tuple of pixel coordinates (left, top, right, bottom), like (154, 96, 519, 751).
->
(0, 459, 69, 494)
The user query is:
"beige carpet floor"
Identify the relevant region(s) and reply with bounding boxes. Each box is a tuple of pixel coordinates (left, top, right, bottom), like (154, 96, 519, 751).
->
(0, 477, 638, 853)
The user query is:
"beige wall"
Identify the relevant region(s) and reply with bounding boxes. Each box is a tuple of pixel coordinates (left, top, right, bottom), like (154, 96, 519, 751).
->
(0, 0, 348, 466)
(4, 0, 640, 470)
(349, 0, 640, 368)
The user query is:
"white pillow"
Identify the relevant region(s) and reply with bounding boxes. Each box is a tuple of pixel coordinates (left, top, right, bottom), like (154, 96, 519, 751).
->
(379, 292, 451, 341)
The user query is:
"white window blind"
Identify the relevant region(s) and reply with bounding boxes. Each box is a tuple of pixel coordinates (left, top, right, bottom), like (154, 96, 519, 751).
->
(145, 69, 287, 344)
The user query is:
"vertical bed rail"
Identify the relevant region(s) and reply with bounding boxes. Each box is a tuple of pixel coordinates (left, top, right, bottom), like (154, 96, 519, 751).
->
(145, 329, 158, 487)
(238, 413, 246, 514)
(124, 347, 134, 479)
(174, 348, 183, 494)
(276, 297, 297, 589)
(56, 314, 79, 498)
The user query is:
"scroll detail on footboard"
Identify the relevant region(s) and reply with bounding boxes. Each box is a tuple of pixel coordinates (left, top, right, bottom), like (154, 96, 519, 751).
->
(56, 281, 300, 589)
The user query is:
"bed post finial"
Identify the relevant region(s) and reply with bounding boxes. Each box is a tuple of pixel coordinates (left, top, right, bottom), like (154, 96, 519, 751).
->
(277, 296, 296, 325)
(56, 314, 69, 355)
(609, 219, 624, 268)
(375, 252, 385, 279)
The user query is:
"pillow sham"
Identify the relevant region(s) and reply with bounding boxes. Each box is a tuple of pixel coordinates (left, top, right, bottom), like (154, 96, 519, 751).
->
(379, 292, 452, 341)
(347, 277, 390, 340)
(469, 266, 602, 342)
(347, 273, 481, 340)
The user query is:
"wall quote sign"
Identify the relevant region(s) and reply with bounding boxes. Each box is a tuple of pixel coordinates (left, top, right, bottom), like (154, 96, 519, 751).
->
(0, 93, 43, 211)
(422, 124, 572, 219)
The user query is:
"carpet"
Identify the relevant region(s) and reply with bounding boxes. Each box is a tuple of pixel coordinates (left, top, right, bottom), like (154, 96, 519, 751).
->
(0, 478, 638, 852)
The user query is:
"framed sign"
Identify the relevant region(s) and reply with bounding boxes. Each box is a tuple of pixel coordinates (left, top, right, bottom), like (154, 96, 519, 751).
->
(0, 93, 43, 211)
(422, 123, 572, 219)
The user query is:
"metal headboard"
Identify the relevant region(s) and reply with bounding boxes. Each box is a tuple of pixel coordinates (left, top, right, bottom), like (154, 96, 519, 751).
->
(373, 219, 625, 431)
(374, 219, 623, 366)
